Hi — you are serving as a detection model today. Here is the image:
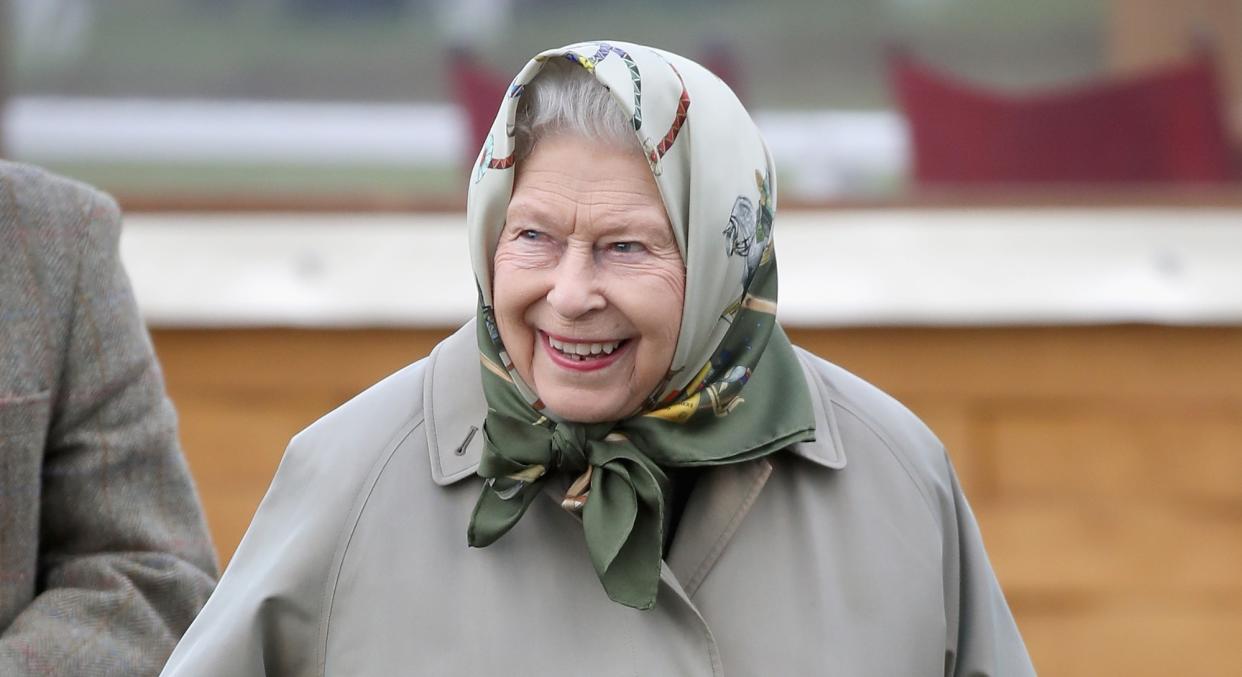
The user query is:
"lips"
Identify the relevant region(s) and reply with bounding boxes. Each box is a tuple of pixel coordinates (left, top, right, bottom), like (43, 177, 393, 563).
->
(540, 332, 630, 372)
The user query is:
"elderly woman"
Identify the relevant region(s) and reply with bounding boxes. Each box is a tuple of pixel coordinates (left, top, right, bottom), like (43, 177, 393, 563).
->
(162, 42, 1034, 675)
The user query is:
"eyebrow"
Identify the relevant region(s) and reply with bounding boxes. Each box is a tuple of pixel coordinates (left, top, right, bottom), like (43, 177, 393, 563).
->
(505, 202, 672, 241)
(505, 201, 559, 226)
(591, 216, 674, 242)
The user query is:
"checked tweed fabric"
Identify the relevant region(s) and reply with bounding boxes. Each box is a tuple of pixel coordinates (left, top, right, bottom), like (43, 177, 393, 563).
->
(0, 161, 217, 676)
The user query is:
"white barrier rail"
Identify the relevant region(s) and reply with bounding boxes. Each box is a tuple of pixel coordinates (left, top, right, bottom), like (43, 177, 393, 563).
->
(120, 209, 1242, 328)
(5, 97, 906, 199)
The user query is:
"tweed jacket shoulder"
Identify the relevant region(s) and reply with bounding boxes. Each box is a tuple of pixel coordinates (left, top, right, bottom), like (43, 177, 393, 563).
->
(0, 161, 217, 676)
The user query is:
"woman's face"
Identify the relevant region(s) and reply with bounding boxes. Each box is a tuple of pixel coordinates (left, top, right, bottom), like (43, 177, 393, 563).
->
(492, 134, 685, 423)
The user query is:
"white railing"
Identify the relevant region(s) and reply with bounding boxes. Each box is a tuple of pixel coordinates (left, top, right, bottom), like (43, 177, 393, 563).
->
(120, 208, 1242, 328)
(4, 97, 907, 199)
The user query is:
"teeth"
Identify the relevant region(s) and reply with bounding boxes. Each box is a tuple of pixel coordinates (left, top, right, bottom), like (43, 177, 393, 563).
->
(547, 335, 622, 358)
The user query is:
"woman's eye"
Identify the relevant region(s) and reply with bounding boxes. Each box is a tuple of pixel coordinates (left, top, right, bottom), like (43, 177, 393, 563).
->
(518, 229, 542, 241)
(609, 242, 644, 254)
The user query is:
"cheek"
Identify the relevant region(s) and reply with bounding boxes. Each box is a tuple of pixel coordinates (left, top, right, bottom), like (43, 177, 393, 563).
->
(651, 269, 686, 342)
(493, 242, 550, 306)
(491, 249, 546, 357)
(621, 265, 683, 407)
(613, 262, 685, 346)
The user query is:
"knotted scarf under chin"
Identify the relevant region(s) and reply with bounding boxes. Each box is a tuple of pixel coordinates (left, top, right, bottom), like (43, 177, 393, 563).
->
(467, 417, 671, 610)
(464, 318, 815, 611)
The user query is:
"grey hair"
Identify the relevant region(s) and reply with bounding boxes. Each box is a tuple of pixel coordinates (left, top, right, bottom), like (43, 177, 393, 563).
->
(513, 58, 642, 160)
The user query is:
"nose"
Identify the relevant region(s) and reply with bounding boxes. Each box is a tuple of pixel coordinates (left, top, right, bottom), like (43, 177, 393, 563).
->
(546, 245, 605, 319)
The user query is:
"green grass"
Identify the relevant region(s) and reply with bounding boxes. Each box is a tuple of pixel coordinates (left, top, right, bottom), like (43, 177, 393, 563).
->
(14, 0, 1105, 201)
(16, 0, 1107, 107)
(40, 160, 461, 201)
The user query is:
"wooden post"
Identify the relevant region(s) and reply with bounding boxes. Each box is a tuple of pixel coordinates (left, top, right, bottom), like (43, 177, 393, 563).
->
(1109, 0, 1242, 141)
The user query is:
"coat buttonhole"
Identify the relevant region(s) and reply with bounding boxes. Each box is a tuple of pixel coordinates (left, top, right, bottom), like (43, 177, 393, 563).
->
(455, 425, 479, 456)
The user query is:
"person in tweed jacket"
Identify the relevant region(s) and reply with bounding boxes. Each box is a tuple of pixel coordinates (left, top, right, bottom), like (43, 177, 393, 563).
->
(0, 160, 217, 675)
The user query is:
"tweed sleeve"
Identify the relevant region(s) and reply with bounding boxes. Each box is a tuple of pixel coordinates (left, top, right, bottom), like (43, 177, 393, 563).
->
(0, 188, 218, 676)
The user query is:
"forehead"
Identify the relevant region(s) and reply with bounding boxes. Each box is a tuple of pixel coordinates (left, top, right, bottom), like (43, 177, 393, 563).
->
(507, 135, 673, 235)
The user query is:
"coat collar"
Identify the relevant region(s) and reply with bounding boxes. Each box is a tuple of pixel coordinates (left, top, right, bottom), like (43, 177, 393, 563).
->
(426, 319, 845, 487)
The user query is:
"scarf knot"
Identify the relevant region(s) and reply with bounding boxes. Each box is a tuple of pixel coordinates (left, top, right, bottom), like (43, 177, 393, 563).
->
(467, 416, 674, 609)
(549, 423, 590, 473)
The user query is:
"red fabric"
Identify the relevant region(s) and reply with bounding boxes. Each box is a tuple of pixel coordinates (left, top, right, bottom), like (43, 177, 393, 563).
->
(700, 44, 747, 104)
(892, 53, 1237, 184)
(446, 50, 511, 170)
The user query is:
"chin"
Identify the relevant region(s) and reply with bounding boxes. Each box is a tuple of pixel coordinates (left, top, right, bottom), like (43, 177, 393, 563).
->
(541, 394, 631, 424)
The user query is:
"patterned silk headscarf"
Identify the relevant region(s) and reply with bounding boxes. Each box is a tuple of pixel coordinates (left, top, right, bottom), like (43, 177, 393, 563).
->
(465, 41, 816, 610)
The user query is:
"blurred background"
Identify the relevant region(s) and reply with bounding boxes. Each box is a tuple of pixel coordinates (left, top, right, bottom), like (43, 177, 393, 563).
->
(4, 0, 1242, 674)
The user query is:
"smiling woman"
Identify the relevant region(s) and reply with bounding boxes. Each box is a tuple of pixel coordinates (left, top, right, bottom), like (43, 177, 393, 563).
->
(161, 42, 1035, 676)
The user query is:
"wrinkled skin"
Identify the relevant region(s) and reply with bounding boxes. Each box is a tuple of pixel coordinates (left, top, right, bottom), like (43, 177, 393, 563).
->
(492, 134, 685, 423)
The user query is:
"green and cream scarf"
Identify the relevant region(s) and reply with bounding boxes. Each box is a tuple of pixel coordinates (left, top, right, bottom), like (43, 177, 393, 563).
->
(465, 41, 816, 610)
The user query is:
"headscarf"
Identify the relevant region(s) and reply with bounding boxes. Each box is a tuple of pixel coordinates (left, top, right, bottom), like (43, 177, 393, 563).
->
(464, 41, 815, 610)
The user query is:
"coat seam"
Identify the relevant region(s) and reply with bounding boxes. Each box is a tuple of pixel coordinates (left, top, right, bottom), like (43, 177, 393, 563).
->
(792, 347, 847, 468)
(424, 336, 446, 480)
(316, 416, 426, 676)
(829, 400, 943, 531)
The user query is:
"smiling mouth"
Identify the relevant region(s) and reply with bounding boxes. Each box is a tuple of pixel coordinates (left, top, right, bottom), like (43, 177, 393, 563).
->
(541, 332, 631, 369)
(547, 335, 626, 360)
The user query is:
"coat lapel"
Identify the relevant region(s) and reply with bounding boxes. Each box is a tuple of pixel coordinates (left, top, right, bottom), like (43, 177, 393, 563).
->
(665, 458, 774, 597)
(664, 347, 846, 597)
(425, 321, 488, 485)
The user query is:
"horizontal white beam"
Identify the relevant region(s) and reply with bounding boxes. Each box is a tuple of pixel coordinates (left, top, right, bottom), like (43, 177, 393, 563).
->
(4, 97, 907, 198)
(120, 209, 1242, 328)
(6, 97, 466, 165)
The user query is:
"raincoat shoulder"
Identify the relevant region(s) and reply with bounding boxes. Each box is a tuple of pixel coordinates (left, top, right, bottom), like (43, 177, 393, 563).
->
(159, 333, 442, 676)
(794, 346, 1035, 676)
(795, 345, 953, 524)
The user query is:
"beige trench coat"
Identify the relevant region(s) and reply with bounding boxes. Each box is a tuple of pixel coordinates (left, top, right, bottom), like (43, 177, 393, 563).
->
(162, 321, 1034, 676)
